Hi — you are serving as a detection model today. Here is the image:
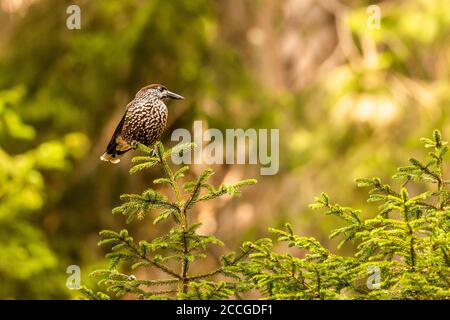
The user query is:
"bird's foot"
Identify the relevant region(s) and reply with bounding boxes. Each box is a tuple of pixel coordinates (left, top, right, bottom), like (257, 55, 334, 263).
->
(131, 141, 140, 150)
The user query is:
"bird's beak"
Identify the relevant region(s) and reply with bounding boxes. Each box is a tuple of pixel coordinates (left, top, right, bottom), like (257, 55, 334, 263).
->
(166, 91, 184, 100)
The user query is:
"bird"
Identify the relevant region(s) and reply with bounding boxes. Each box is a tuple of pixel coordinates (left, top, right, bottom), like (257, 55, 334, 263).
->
(100, 84, 184, 164)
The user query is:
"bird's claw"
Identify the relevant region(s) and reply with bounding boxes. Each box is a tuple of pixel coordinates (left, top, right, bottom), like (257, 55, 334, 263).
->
(131, 141, 139, 150)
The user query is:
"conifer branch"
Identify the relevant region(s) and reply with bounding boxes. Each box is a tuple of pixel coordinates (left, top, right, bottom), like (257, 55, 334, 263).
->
(83, 131, 449, 300)
(235, 130, 450, 300)
(83, 141, 256, 300)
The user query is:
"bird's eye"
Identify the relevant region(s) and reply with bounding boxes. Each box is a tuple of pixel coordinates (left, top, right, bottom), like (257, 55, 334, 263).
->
(158, 86, 165, 92)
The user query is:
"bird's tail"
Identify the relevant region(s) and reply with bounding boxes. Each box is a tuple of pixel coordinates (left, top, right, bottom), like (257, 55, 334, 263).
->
(100, 149, 129, 164)
(101, 132, 132, 164)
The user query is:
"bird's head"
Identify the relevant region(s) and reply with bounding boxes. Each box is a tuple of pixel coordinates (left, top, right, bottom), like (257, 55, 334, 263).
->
(137, 84, 184, 101)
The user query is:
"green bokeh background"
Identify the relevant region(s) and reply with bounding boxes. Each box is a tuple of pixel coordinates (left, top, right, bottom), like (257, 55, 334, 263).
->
(0, 0, 449, 299)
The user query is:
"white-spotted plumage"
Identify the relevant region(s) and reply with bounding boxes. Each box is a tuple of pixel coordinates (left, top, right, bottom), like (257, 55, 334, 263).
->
(100, 84, 183, 164)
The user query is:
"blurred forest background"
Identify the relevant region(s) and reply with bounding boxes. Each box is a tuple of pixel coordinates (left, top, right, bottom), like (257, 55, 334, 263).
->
(0, 0, 449, 299)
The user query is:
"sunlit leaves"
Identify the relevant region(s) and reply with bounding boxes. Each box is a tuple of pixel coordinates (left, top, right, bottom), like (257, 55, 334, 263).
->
(0, 87, 89, 299)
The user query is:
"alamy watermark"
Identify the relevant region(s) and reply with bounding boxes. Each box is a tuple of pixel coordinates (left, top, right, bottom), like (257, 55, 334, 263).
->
(66, 4, 81, 30)
(66, 265, 81, 289)
(367, 5, 381, 30)
(367, 265, 381, 290)
(170, 121, 279, 175)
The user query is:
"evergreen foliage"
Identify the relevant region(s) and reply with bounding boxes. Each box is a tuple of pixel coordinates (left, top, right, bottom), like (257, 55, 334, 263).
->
(235, 130, 450, 299)
(83, 130, 449, 300)
(81, 142, 256, 299)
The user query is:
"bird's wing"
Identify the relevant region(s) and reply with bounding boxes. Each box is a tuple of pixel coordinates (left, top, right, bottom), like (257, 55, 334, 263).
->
(105, 111, 128, 155)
